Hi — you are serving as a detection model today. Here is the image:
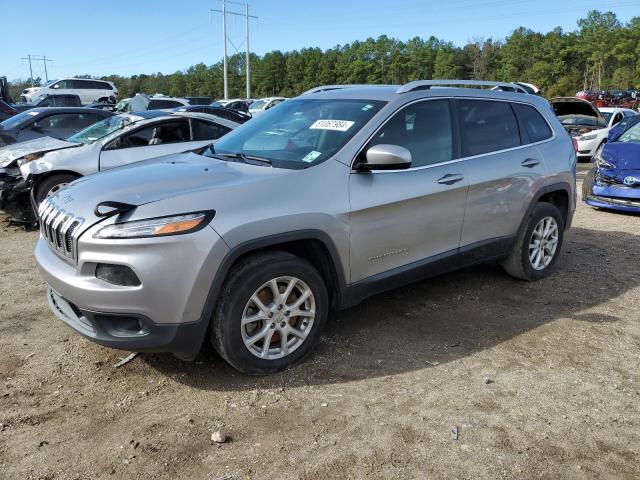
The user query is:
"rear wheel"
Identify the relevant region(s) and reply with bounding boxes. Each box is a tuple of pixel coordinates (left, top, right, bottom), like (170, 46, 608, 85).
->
(502, 202, 564, 281)
(211, 251, 328, 375)
(34, 173, 80, 204)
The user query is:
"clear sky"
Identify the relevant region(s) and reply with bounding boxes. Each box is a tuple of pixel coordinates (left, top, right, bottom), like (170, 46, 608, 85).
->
(2, 0, 637, 81)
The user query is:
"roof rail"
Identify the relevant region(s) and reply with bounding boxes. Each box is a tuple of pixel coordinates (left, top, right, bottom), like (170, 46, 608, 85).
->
(396, 80, 529, 94)
(300, 84, 393, 96)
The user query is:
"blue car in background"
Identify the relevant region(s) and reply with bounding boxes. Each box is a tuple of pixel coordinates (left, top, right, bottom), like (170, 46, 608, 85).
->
(583, 121, 640, 213)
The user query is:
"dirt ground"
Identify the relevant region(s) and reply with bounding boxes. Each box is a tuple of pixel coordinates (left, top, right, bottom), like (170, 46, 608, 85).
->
(1, 163, 639, 480)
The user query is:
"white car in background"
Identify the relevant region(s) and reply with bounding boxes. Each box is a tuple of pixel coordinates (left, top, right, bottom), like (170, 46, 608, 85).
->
(248, 97, 286, 117)
(551, 97, 638, 160)
(3, 110, 238, 203)
(21, 78, 118, 105)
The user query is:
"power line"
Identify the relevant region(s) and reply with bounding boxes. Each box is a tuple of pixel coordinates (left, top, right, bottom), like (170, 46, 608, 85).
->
(211, 0, 258, 99)
(21, 54, 53, 86)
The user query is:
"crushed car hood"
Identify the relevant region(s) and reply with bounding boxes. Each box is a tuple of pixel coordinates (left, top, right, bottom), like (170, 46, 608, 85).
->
(550, 97, 607, 136)
(600, 143, 640, 183)
(0, 137, 80, 167)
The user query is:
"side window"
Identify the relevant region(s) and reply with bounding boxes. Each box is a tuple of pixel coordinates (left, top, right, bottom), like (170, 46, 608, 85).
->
(115, 121, 190, 148)
(513, 103, 552, 143)
(612, 113, 623, 126)
(148, 99, 184, 109)
(366, 99, 453, 168)
(458, 100, 520, 156)
(52, 80, 68, 89)
(71, 80, 90, 89)
(191, 119, 231, 141)
(34, 113, 84, 130)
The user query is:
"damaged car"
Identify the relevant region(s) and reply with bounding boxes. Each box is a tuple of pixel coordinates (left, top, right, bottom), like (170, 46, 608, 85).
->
(0, 110, 238, 222)
(582, 121, 640, 213)
(0, 108, 114, 147)
(550, 97, 636, 161)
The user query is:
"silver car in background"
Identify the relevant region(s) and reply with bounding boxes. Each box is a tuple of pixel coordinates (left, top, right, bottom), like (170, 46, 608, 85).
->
(10, 110, 238, 203)
(34, 80, 576, 374)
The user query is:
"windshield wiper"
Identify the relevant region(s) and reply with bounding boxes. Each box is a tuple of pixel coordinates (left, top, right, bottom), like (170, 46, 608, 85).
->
(218, 152, 272, 166)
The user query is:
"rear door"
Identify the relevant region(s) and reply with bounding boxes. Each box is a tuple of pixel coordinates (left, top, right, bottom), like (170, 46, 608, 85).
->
(457, 99, 548, 250)
(349, 98, 468, 282)
(98, 119, 193, 170)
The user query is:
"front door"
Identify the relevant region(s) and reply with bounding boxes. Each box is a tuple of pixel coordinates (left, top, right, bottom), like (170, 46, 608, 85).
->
(99, 119, 208, 171)
(349, 99, 468, 283)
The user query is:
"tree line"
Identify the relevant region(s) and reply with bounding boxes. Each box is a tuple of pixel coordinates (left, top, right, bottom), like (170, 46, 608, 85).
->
(10, 10, 640, 101)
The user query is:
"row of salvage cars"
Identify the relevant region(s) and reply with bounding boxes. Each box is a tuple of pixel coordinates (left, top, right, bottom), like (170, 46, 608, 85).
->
(0, 108, 242, 223)
(1, 91, 639, 228)
(550, 97, 640, 213)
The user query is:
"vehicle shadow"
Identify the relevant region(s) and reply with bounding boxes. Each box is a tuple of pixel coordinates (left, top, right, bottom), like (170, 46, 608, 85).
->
(145, 226, 637, 390)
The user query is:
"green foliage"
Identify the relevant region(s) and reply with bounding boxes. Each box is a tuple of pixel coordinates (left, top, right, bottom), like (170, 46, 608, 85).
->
(8, 10, 640, 102)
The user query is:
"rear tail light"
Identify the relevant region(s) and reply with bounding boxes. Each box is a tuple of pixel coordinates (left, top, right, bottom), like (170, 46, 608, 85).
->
(572, 138, 579, 152)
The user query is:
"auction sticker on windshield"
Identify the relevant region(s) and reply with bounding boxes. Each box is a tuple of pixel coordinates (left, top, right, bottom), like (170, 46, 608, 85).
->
(310, 120, 355, 132)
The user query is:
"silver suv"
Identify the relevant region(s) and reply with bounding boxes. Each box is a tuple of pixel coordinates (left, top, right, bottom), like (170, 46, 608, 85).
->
(34, 80, 576, 374)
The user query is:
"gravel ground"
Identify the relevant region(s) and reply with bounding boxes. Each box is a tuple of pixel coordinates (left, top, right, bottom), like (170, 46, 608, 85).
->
(1, 163, 639, 479)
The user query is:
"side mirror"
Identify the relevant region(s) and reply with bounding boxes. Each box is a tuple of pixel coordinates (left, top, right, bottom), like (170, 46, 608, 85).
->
(52, 84, 59, 89)
(359, 144, 412, 171)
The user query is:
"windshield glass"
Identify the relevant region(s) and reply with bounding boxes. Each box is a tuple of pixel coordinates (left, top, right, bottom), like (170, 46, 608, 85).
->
(211, 101, 228, 107)
(250, 100, 268, 110)
(0, 110, 40, 130)
(67, 114, 135, 144)
(203, 98, 386, 169)
(41, 79, 58, 88)
(600, 112, 613, 123)
(618, 123, 640, 144)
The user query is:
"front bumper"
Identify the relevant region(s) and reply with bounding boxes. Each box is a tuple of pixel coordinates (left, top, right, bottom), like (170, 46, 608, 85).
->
(0, 167, 36, 223)
(47, 287, 208, 359)
(576, 137, 599, 158)
(35, 225, 230, 359)
(584, 178, 640, 213)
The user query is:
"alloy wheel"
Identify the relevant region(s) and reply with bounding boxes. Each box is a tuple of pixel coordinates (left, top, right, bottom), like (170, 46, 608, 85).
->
(528, 216, 559, 270)
(241, 276, 316, 360)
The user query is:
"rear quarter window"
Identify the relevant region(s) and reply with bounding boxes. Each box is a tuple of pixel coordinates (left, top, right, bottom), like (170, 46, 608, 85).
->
(458, 100, 521, 157)
(513, 103, 553, 143)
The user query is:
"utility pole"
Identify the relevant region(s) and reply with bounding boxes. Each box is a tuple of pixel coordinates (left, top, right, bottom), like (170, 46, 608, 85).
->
(222, 0, 228, 100)
(211, 1, 258, 100)
(21, 54, 53, 85)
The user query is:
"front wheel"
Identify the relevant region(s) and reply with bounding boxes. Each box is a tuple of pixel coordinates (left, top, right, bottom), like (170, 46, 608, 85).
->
(211, 251, 328, 375)
(502, 202, 564, 281)
(34, 173, 80, 204)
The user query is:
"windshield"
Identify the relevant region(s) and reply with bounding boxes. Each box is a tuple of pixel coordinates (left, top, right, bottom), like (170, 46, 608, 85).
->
(115, 99, 130, 112)
(204, 98, 386, 169)
(67, 114, 135, 144)
(0, 110, 41, 130)
(211, 101, 228, 107)
(40, 79, 58, 88)
(601, 112, 613, 123)
(250, 100, 268, 110)
(618, 123, 640, 144)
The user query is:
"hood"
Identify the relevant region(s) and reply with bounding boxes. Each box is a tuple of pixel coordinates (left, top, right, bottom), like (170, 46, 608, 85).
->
(550, 97, 607, 136)
(601, 142, 640, 170)
(0, 137, 80, 167)
(46, 151, 290, 230)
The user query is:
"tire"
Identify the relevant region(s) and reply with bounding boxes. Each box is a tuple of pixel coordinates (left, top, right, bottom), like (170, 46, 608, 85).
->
(582, 168, 596, 201)
(34, 174, 80, 204)
(502, 202, 564, 281)
(211, 250, 329, 375)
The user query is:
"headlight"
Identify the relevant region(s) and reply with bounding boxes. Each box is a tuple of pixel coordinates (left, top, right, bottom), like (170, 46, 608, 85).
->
(94, 211, 214, 239)
(579, 133, 597, 141)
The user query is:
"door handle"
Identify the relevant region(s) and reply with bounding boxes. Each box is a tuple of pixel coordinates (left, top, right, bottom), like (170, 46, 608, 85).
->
(521, 158, 540, 168)
(437, 173, 464, 185)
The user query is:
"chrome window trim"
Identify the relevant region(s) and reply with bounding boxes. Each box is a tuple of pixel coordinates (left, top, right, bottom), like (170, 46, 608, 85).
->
(350, 96, 556, 174)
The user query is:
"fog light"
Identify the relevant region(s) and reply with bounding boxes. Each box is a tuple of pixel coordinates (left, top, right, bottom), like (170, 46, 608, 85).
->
(95, 264, 141, 287)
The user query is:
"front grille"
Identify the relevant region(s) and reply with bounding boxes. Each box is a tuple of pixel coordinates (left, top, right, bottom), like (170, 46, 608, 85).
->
(38, 199, 84, 262)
